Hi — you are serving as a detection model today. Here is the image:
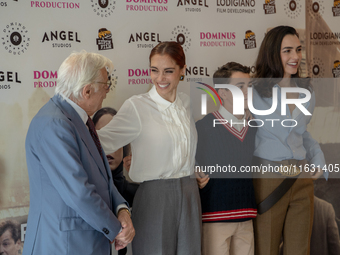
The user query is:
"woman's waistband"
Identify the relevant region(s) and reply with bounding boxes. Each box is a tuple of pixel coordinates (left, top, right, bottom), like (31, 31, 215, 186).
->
(253, 156, 307, 177)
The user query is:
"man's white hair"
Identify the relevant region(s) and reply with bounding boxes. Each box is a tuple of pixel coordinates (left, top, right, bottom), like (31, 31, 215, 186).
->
(55, 50, 114, 101)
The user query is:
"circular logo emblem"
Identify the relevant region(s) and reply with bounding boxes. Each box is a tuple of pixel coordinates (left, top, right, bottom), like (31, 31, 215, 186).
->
(177, 34, 186, 45)
(313, 65, 320, 75)
(111, 68, 118, 88)
(289, 0, 297, 11)
(2, 22, 30, 55)
(284, 0, 302, 19)
(98, 0, 109, 8)
(308, 57, 325, 77)
(91, 0, 116, 17)
(10, 32, 22, 46)
(307, 1, 325, 18)
(171, 25, 191, 52)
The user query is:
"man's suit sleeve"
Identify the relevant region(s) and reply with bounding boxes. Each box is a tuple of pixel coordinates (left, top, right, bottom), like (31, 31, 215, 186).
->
(35, 117, 124, 241)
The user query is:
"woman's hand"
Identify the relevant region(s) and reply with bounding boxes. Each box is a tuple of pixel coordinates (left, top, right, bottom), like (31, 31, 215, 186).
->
(195, 170, 210, 189)
(310, 167, 324, 180)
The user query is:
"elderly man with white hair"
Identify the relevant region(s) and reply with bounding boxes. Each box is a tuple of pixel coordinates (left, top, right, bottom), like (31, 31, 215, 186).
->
(23, 51, 135, 255)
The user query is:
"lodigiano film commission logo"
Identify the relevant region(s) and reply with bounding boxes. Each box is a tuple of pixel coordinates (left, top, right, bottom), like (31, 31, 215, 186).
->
(333, 0, 340, 16)
(284, 0, 302, 19)
(1, 22, 30, 55)
(96, 28, 113, 50)
(263, 0, 276, 14)
(307, 0, 325, 19)
(91, 0, 116, 17)
(170, 25, 191, 52)
(243, 30, 256, 50)
(332, 60, 340, 78)
(308, 57, 325, 77)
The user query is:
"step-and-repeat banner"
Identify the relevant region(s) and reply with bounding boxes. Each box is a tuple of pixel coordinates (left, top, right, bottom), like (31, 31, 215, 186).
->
(1, 0, 339, 252)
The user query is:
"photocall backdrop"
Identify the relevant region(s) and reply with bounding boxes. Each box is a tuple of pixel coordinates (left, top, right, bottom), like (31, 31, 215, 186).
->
(1, 0, 339, 251)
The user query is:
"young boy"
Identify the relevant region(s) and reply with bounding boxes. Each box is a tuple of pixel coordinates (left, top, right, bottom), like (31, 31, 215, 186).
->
(196, 62, 257, 255)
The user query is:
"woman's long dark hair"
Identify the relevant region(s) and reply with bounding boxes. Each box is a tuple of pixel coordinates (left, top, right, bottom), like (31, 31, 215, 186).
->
(254, 26, 311, 97)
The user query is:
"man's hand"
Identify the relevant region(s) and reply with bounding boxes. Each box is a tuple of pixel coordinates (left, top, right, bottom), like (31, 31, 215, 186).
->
(123, 155, 132, 173)
(195, 170, 210, 189)
(114, 209, 135, 250)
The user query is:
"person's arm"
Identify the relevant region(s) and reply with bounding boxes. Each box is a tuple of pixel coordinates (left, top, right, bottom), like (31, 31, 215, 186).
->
(113, 208, 135, 250)
(302, 91, 328, 179)
(37, 118, 125, 241)
(195, 120, 210, 189)
(98, 99, 141, 155)
(302, 130, 328, 179)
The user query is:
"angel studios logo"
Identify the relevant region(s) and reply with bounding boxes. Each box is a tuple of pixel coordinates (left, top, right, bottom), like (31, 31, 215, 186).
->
(128, 31, 162, 49)
(0, 71, 21, 90)
(91, 0, 116, 17)
(284, 0, 302, 19)
(176, 0, 209, 12)
(307, 0, 325, 19)
(1, 22, 30, 55)
(170, 25, 192, 52)
(185, 65, 211, 83)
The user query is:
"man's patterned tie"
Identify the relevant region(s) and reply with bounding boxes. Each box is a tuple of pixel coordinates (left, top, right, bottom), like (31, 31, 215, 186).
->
(86, 116, 104, 160)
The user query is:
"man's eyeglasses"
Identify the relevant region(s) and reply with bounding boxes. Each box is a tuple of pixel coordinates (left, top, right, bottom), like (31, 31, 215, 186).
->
(95, 75, 113, 90)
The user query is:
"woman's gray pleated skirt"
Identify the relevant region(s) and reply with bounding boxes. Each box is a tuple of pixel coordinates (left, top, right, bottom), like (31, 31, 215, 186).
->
(131, 176, 202, 255)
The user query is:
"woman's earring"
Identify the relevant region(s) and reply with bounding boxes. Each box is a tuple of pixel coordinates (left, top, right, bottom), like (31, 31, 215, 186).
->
(180, 75, 185, 81)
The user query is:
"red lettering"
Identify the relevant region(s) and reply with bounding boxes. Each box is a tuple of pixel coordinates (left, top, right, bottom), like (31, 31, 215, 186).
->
(141, 69, 150, 76)
(128, 69, 134, 76)
(135, 69, 141, 76)
(42, 71, 49, 79)
(34, 71, 40, 79)
(50, 71, 57, 79)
